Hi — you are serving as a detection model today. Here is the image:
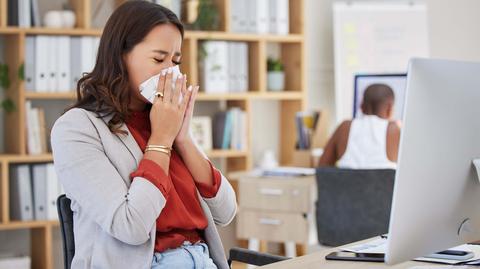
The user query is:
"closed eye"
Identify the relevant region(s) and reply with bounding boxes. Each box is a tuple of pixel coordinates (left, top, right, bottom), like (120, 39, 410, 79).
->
(153, 58, 181, 65)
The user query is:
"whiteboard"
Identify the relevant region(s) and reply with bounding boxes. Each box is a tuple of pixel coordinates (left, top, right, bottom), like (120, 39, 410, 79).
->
(333, 1, 429, 123)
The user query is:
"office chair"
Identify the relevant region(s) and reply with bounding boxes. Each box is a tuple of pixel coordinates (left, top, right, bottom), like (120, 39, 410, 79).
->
(315, 167, 395, 247)
(56, 194, 286, 269)
(57, 194, 75, 269)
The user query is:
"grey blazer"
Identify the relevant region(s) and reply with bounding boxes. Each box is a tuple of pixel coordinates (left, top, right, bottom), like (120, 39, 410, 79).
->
(51, 108, 237, 269)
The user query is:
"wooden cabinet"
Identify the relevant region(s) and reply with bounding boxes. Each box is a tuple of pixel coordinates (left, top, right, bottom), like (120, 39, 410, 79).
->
(236, 175, 316, 256)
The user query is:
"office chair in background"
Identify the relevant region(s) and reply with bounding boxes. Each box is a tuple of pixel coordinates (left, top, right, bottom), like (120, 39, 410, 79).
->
(315, 167, 395, 246)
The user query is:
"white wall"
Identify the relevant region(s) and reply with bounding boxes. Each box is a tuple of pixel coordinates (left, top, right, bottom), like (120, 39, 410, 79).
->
(306, 0, 480, 133)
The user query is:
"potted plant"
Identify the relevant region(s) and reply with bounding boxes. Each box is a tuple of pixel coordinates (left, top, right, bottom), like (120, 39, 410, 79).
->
(189, 0, 220, 31)
(267, 58, 285, 91)
(0, 63, 15, 113)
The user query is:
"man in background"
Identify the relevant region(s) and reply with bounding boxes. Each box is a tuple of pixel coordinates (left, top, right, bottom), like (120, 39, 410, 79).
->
(318, 84, 401, 169)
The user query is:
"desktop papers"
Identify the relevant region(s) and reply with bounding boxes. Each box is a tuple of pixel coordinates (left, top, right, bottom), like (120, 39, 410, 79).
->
(340, 237, 480, 265)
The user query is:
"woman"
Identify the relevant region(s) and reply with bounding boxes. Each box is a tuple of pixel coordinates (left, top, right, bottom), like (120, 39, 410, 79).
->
(50, 2, 237, 269)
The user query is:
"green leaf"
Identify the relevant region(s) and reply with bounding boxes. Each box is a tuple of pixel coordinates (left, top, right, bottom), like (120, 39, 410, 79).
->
(192, 0, 220, 31)
(267, 58, 284, 71)
(18, 62, 25, 81)
(1, 98, 16, 113)
(0, 63, 10, 89)
(198, 44, 208, 61)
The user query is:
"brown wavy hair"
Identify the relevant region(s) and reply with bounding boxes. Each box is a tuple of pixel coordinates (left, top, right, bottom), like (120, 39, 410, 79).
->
(69, 1, 184, 134)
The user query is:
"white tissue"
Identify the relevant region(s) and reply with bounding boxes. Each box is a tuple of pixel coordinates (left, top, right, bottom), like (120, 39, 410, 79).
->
(139, 65, 183, 103)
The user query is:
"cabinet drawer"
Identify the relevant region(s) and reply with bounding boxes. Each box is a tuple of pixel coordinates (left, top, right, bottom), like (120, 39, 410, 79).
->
(236, 210, 309, 243)
(238, 178, 314, 213)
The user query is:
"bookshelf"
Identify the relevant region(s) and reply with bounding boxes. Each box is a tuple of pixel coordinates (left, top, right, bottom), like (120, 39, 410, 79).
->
(0, 0, 305, 268)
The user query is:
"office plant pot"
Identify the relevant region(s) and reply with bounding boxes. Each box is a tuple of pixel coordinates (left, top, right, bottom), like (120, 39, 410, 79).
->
(267, 71, 285, 91)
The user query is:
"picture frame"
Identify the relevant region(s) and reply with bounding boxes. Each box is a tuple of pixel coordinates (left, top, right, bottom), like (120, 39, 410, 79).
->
(190, 116, 213, 151)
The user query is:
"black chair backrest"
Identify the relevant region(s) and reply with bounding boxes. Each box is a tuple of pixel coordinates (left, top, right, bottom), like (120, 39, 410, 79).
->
(57, 194, 75, 269)
(315, 167, 395, 247)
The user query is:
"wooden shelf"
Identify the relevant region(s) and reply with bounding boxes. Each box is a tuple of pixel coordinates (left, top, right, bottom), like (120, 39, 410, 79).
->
(24, 91, 304, 101)
(0, 27, 303, 43)
(0, 26, 102, 36)
(0, 0, 306, 268)
(185, 31, 303, 42)
(24, 91, 77, 100)
(0, 220, 59, 231)
(248, 91, 304, 100)
(0, 154, 53, 163)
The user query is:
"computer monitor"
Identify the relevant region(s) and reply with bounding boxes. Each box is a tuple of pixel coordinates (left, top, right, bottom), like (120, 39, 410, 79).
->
(385, 58, 480, 264)
(353, 74, 407, 121)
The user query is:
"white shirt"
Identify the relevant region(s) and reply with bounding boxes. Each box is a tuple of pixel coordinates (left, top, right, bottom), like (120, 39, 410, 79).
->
(337, 115, 397, 169)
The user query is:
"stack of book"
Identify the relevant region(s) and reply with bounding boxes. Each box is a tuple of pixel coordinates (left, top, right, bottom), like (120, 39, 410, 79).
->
(25, 101, 47, 155)
(7, 0, 40, 27)
(9, 163, 63, 221)
(25, 35, 100, 93)
(199, 41, 249, 94)
(230, 0, 289, 35)
(212, 108, 247, 151)
(296, 111, 320, 150)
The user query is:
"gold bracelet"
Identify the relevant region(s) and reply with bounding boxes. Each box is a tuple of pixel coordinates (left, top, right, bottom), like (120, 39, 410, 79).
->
(145, 147, 171, 156)
(146, 145, 172, 150)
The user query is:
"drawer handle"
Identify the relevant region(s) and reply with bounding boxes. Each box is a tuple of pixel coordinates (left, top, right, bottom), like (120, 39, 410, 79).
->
(259, 188, 284, 196)
(259, 218, 282, 226)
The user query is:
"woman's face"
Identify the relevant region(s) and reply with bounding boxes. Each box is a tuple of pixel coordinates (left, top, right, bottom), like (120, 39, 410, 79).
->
(124, 23, 183, 107)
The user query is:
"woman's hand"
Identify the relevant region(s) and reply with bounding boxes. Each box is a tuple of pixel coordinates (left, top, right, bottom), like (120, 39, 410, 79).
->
(174, 85, 200, 147)
(148, 68, 192, 148)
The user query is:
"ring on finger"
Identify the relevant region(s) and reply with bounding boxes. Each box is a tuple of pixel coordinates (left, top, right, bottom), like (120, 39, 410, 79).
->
(155, 91, 164, 98)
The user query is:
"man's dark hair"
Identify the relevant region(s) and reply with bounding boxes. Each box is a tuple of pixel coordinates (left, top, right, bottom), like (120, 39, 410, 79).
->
(362, 84, 395, 116)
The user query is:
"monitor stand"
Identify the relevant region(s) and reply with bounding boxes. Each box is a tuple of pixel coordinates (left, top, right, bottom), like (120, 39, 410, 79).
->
(472, 159, 480, 183)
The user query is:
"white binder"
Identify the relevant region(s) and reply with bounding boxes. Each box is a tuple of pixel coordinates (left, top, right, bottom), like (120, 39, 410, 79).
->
(81, 36, 94, 75)
(31, 164, 47, 220)
(247, 0, 269, 33)
(70, 37, 82, 90)
(31, 0, 41, 27)
(46, 36, 58, 92)
(9, 165, 34, 221)
(228, 42, 238, 92)
(92, 37, 100, 67)
(34, 35, 49, 92)
(276, 0, 290, 35)
(25, 101, 41, 155)
(56, 36, 71, 92)
(25, 36, 35, 91)
(238, 42, 249, 92)
(201, 41, 229, 93)
(24, 0, 31, 27)
(18, 0, 31, 27)
(230, 0, 247, 33)
(46, 163, 59, 220)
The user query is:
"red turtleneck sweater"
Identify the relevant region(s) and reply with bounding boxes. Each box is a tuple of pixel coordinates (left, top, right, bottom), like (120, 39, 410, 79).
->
(127, 110, 221, 252)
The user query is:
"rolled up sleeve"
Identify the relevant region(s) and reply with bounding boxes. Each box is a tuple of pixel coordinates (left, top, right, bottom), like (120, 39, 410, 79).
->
(130, 159, 172, 199)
